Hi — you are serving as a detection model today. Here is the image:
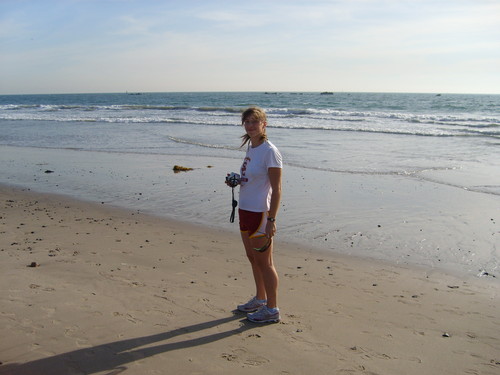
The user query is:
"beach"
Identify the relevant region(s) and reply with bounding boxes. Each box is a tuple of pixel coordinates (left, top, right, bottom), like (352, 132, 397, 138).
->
(0, 91, 499, 374)
(1, 185, 499, 375)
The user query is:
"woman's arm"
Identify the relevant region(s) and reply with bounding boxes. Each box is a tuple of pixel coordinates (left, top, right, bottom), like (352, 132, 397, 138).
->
(266, 167, 282, 237)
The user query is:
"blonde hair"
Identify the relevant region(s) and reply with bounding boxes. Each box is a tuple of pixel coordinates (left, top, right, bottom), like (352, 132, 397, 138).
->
(240, 107, 268, 147)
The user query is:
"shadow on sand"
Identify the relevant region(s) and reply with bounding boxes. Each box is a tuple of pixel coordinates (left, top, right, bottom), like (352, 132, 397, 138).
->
(0, 313, 254, 375)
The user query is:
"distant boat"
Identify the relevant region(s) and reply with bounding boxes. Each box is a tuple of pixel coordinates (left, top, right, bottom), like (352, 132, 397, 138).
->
(320, 91, 334, 95)
(126, 91, 142, 95)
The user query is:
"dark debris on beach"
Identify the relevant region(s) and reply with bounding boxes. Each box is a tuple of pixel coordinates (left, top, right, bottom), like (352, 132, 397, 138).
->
(173, 165, 194, 172)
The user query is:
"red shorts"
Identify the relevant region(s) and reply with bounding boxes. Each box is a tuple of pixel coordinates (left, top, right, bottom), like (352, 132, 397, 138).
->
(239, 209, 267, 239)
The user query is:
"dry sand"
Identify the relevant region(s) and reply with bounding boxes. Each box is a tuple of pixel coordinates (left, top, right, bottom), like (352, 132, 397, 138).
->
(0, 185, 498, 375)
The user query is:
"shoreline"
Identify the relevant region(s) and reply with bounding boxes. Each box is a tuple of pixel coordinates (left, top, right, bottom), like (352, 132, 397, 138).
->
(1, 185, 499, 374)
(1, 144, 499, 278)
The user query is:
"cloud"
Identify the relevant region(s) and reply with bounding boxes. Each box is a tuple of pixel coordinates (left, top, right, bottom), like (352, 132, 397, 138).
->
(0, 0, 498, 94)
(0, 17, 26, 40)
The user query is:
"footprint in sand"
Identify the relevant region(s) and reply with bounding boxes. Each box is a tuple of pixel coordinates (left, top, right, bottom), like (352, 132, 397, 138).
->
(221, 348, 270, 367)
(350, 345, 393, 360)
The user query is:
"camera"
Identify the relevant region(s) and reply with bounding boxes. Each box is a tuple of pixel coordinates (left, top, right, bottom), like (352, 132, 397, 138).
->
(226, 172, 241, 187)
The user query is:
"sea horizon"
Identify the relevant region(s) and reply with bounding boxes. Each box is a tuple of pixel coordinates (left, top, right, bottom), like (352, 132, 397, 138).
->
(2, 90, 500, 96)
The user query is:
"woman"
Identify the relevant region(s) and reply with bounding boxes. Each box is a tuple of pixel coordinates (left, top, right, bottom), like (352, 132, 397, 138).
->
(232, 107, 282, 323)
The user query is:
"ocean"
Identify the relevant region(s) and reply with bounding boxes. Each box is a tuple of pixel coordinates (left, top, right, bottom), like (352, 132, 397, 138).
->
(0, 92, 499, 276)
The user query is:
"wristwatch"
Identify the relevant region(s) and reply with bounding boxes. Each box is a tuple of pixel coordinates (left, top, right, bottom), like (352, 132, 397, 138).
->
(267, 217, 276, 222)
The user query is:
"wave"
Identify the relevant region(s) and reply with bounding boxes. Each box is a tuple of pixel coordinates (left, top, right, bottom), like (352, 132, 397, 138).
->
(166, 136, 239, 151)
(0, 103, 241, 114)
(1, 115, 498, 139)
(270, 123, 500, 138)
(2, 102, 498, 122)
(286, 162, 500, 196)
(1, 103, 499, 139)
(271, 108, 499, 126)
(121, 105, 190, 111)
(2, 104, 42, 110)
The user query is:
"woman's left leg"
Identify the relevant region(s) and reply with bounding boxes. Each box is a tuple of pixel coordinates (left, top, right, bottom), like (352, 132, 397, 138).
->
(250, 237, 279, 309)
(241, 231, 267, 301)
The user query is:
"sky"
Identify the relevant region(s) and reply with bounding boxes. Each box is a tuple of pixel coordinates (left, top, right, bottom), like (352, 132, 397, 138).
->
(1, 0, 499, 95)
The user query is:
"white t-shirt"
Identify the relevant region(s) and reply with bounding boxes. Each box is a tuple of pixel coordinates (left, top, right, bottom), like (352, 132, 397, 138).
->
(239, 140, 282, 212)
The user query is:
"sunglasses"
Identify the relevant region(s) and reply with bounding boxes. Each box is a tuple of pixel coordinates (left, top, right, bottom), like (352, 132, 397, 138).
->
(253, 237, 272, 252)
(242, 119, 262, 126)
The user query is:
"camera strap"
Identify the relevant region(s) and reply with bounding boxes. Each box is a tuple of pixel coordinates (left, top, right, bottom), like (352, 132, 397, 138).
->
(230, 187, 238, 223)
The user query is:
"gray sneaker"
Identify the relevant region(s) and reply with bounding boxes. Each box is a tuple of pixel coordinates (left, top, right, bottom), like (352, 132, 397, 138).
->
(247, 306, 280, 323)
(237, 297, 266, 312)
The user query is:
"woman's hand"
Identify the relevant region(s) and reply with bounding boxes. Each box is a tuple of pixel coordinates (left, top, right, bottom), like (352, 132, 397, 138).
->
(266, 220, 276, 238)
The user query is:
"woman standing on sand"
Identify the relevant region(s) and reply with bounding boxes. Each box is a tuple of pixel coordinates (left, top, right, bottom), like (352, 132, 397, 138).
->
(229, 107, 282, 323)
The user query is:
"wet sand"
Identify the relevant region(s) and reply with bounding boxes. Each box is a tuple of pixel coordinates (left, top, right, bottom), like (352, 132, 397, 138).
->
(1, 145, 499, 277)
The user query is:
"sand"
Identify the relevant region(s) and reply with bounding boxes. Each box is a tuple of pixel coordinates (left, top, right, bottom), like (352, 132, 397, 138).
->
(0, 185, 498, 375)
